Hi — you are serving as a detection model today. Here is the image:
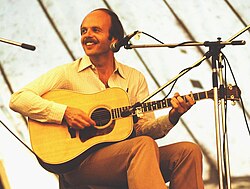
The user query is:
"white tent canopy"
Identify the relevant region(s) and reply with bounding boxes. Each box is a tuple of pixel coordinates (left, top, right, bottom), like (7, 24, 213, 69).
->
(0, 0, 249, 188)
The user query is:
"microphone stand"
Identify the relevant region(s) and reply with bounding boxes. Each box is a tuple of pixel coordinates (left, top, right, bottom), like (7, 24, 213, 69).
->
(125, 24, 250, 189)
(0, 37, 38, 158)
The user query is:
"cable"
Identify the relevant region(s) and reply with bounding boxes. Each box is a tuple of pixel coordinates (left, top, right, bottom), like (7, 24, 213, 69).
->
(141, 31, 198, 48)
(0, 120, 38, 157)
(141, 31, 165, 44)
(221, 53, 250, 136)
(140, 31, 204, 99)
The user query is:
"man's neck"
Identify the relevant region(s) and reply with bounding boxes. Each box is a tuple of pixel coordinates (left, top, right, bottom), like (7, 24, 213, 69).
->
(89, 53, 115, 86)
(90, 53, 115, 73)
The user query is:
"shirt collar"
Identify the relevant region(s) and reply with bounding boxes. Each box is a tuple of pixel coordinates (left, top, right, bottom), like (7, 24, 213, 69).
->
(77, 55, 126, 79)
(77, 56, 93, 72)
(114, 59, 126, 79)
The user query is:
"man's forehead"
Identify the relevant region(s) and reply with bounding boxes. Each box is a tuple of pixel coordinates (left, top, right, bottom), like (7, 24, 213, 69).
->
(81, 10, 111, 25)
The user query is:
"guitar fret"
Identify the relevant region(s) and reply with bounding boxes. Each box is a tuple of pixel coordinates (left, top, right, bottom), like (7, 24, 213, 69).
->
(148, 102, 152, 110)
(157, 101, 161, 109)
(118, 107, 122, 118)
(199, 92, 206, 99)
(113, 108, 116, 119)
(125, 106, 131, 114)
(141, 103, 145, 112)
(143, 103, 149, 112)
(166, 99, 171, 107)
(196, 93, 200, 100)
(205, 91, 208, 99)
(194, 93, 200, 101)
(152, 101, 157, 110)
(162, 100, 167, 108)
(116, 108, 119, 118)
(122, 107, 126, 114)
(193, 93, 197, 101)
(115, 108, 119, 118)
(111, 109, 115, 119)
(148, 103, 152, 111)
(142, 103, 145, 112)
(119, 108, 122, 117)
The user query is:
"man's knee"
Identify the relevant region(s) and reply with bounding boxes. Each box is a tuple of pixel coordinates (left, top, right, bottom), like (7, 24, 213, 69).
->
(181, 142, 203, 160)
(131, 136, 159, 156)
(136, 136, 158, 147)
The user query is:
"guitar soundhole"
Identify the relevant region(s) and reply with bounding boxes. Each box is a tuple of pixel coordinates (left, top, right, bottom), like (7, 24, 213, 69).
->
(79, 107, 114, 142)
(90, 107, 111, 128)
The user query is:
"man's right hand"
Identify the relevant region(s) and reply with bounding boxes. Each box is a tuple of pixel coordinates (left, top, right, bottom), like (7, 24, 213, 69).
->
(63, 106, 96, 129)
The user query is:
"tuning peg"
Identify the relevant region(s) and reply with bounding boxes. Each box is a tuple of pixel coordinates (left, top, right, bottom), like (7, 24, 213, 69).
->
(228, 84, 233, 90)
(231, 101, 236, 106)
(230, 94, 235, 100)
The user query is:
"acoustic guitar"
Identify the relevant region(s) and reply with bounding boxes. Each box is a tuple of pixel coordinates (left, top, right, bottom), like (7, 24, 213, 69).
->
(28, 85, 240, 174)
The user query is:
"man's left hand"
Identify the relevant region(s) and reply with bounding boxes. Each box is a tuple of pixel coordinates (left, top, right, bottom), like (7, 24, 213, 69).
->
(169, 92, 195, 125)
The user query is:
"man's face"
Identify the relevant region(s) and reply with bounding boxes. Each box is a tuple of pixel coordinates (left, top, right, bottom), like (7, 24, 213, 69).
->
(80, 10, 115, 57)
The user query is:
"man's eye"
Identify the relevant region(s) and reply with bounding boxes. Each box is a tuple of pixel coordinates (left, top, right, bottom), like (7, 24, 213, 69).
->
(81, 28, 87, 35)
(93, 28, 100, 33)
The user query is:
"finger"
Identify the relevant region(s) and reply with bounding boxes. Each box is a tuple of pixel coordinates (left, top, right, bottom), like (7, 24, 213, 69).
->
(173, 92, 180, 98)
(170, 97, 179, 109)
(171, 98, 186, 115)
(67, 115, 91, 129)
(171, 93, 192, 113)
(176, 95, 185, 104)
(68, 120, 85, 130)
(81, 114, 96, 126)
(186, 95, 196, 106)
(175, 95, 189, 110)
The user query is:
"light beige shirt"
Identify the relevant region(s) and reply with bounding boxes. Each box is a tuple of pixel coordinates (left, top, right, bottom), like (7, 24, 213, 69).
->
(10, 56, 174, 139)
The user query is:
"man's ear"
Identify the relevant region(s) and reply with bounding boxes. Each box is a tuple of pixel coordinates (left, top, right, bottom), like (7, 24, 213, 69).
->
(110, 37, 118, 44)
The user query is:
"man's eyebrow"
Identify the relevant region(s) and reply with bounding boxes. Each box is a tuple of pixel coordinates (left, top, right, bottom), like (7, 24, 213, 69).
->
(80, 25, 102, 30)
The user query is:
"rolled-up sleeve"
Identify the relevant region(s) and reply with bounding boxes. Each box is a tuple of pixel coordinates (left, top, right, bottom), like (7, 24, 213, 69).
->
(10, 89, 67, 124)
(9, 66, 68, 124)
(134, 112, 175, 139)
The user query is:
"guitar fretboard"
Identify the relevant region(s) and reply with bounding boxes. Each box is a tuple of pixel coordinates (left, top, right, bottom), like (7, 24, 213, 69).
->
(111, 90, 211, 119)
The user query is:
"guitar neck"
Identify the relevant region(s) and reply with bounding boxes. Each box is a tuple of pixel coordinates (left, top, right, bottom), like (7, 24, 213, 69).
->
(138, 90, 212, 113)
(111, 90, 212, 119)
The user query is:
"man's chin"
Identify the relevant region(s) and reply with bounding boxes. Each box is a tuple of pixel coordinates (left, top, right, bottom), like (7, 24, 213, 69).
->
(83, 50, 110, 57)
(83, 48, 95, 56)
(84, 51, 97, 57)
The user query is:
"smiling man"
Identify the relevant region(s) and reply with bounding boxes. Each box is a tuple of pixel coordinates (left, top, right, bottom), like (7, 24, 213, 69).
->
(9, 8, 204, 189)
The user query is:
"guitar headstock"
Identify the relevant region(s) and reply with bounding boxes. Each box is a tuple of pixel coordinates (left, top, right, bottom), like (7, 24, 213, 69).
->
(207, 84, 241, 101)
(225, 84, 241, 101)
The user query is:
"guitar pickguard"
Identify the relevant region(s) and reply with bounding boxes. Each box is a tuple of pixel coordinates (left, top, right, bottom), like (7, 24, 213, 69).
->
(79, 121, 115, 142)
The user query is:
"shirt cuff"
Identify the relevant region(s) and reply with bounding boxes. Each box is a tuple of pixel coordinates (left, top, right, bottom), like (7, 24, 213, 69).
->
(48, 102, 67, 124)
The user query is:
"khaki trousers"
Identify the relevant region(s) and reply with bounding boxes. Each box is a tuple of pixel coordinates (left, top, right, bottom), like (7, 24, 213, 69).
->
(61, 136, 204, 189)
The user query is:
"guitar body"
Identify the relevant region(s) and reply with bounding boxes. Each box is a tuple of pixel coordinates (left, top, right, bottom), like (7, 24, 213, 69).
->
(28, 88, 133, 174)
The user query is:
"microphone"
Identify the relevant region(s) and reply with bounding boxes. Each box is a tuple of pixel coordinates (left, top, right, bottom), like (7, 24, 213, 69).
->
(0, 37, 36, 51)
(21, 43, 36, 51)
(110, 31, 139, 52)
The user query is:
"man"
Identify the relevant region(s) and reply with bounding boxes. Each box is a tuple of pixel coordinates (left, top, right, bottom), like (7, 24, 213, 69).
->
(9, 8, 204, 189)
